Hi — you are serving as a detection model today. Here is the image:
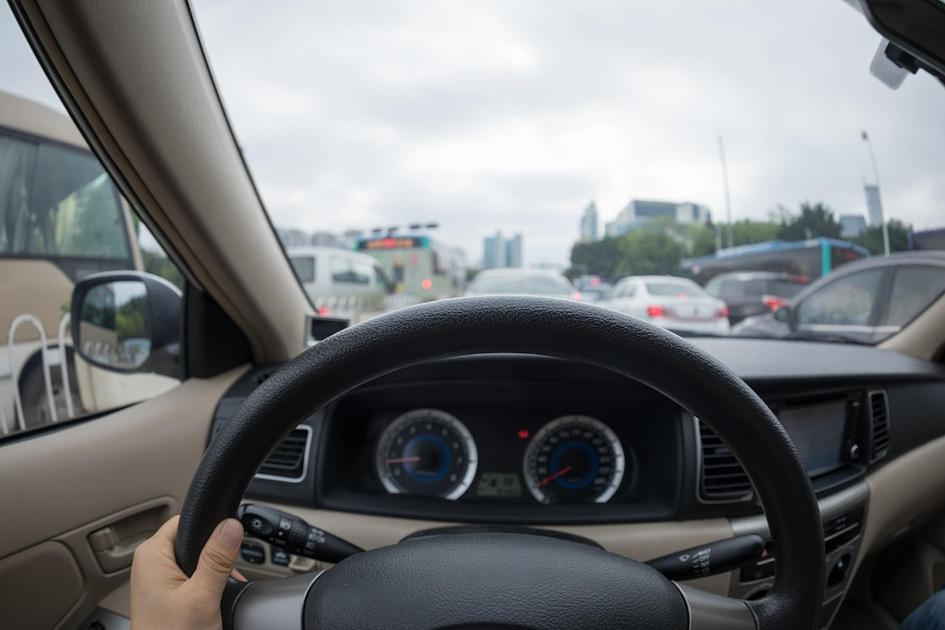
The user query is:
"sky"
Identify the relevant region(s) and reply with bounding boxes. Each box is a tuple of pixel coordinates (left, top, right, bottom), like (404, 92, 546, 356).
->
(2, 1, 944, 266)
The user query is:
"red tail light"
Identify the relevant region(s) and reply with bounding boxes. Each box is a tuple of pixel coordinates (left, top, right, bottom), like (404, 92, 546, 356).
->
(717, 306, 730, 318)
(762, 295, 787, 311)
(318, 306, 330, 316)
(572, 291, 583, 301)
(646, 304, 666, 318)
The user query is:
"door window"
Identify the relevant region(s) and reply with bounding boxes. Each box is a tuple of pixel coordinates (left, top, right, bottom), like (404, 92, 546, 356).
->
(290, 255, 316, 284)
(330, 256, 372, 285)
(883, 266, 945, 328)
(797, 269, 884, 327)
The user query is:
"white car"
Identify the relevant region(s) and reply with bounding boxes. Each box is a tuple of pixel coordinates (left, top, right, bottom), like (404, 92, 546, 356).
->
(604, 276, 730, 336)
(466, 269, 578, 299)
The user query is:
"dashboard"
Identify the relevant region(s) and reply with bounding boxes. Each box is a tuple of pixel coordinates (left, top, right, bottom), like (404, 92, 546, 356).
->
(211, 337, 945, 628)
(213, 338, 945, 523)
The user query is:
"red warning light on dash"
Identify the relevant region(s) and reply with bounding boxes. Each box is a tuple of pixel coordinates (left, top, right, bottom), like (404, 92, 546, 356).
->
(517, 429, 530, 440)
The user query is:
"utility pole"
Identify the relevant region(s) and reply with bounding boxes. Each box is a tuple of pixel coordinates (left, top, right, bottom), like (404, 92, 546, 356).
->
(718, 136, 734, 249)
(862, 131, 890, 256)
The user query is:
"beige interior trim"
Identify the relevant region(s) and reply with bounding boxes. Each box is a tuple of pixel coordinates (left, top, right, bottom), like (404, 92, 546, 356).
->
(13, 0, 312, 362)
(881, 293, 945, 360)
(859, 432, 945, 575)
(0, 366, 244, 560)
(0, 541, 84, 630)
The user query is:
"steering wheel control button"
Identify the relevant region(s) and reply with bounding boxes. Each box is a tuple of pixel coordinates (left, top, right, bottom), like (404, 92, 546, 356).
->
(271, 548, 291, 566)
(238, 503, 364, 564)
(648, 534, 765, 581)
(239, 541, 265, 564)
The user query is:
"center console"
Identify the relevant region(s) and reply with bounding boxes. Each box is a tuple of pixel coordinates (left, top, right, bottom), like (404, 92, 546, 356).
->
(729, 482, 869, 630)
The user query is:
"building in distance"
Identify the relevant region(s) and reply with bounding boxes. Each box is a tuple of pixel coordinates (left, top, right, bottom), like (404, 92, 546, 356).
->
(839, 214, 867, 238)
(604, 199, 711, 237)
(579, 202, 599, 242)
(483, 231, 524, 269)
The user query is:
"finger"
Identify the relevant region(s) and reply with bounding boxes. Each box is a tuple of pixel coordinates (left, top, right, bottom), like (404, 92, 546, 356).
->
(189, 518, 243, 599)
(231, 568, 247, 582)
(133, 515, 180, 561)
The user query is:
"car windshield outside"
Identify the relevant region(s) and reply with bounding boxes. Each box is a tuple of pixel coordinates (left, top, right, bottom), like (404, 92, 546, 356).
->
(645, 281, 705, 298)
(189, 0, 945, 343)
(468, 272, 573, 296)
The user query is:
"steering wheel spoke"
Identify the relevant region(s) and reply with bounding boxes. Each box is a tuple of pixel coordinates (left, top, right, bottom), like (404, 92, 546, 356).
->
(674, 583, 758, 630)
(228, 571, 323, 629)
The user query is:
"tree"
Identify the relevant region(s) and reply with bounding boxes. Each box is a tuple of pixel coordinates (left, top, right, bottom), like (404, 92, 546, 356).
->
(616, 227, 686, 277)
(732, 219, 780, 247)
(776, 202, 842, 241)
(853, 219, 912, 255)
(684, 223, 718, 257)
(569, 236, 627, 280)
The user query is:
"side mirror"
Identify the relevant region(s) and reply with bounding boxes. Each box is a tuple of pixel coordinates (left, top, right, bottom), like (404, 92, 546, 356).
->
(71, 272, 182, 378)
(773, 305, 792, 324)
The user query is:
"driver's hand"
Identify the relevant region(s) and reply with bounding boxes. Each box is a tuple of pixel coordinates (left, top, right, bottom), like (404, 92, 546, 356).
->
(131, 515, 245, 630)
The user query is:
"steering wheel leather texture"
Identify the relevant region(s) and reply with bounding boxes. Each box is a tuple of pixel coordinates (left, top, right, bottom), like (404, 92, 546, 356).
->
(175, 296, 825, 630)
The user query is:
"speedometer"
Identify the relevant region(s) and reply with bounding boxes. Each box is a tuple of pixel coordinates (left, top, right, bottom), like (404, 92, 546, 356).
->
(523, 415, 625, 504)
(375, 409, 478, 500)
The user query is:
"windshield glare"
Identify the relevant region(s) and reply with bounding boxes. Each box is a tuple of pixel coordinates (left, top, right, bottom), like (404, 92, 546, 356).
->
(187, 0, 945, 343)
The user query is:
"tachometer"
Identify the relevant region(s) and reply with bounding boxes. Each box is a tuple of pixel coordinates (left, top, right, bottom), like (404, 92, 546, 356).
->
(375, 409, 478, 500)
(523, 415, 625, 504)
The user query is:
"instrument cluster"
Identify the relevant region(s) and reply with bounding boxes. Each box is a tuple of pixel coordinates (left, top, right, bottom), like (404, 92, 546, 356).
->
(373, 408, 629, 505)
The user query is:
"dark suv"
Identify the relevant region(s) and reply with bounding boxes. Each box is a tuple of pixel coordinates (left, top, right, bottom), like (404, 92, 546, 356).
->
(705, 272, 809, 325)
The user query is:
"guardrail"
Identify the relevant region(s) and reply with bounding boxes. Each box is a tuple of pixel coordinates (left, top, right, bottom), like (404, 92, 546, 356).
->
(1, 312, 74, 435)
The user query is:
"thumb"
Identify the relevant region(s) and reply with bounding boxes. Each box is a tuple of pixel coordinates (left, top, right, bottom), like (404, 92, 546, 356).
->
(190, 518, 243, 598)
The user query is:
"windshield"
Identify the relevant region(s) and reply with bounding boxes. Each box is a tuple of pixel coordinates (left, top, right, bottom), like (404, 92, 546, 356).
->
(189, 0, 945, 343)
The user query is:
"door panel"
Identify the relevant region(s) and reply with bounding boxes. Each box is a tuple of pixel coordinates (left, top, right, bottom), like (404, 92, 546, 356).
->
(0, 541, 83, 630)
(0, 365, 245, 629)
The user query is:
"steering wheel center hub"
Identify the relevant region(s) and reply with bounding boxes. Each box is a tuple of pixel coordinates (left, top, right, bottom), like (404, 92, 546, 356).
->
(305, 532, 689, 630)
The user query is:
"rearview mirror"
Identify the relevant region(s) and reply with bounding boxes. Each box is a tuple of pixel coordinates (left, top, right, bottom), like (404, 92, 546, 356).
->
(773, 306, 792, 324)
(71, 272, 182, 378)
(861, 0, 945, 83)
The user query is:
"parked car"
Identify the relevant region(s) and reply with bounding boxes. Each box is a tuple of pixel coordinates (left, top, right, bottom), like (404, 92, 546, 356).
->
(466, 269, 579, 299)
(733, 252, 945, 344)
(705, 271, 809, 325)
(604, 276, 730, 336)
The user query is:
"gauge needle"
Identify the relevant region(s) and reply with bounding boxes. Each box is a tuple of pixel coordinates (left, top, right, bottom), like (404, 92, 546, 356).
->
(386, 456, 422, 464)
(539, 465, 573, 487)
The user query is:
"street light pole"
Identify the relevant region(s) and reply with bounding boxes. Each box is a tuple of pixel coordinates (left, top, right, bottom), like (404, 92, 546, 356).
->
(718, 136, 734, 249)
(862, 131, 890, 256)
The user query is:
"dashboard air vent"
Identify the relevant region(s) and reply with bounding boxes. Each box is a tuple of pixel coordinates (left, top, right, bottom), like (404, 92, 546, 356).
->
(256, 426, 312, 482)
(868, 390, 890, 462)
(697, 420, 753, 502)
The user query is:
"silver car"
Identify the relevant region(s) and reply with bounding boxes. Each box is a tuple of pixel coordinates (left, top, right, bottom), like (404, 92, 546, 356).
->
(604, 276, 730, 336)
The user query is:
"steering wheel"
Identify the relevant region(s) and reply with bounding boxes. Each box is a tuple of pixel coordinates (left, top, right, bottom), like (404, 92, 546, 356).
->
(175, 296, 824, 629)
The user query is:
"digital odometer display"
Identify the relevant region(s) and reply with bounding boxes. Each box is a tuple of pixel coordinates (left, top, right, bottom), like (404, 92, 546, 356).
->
(375, 409, 478, 500)
(475, 472, 523, 498)
(523, 415, 625, 504)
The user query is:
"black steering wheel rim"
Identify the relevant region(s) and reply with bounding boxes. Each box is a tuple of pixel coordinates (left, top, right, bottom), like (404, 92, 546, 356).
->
(176, 296, 824, 629)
